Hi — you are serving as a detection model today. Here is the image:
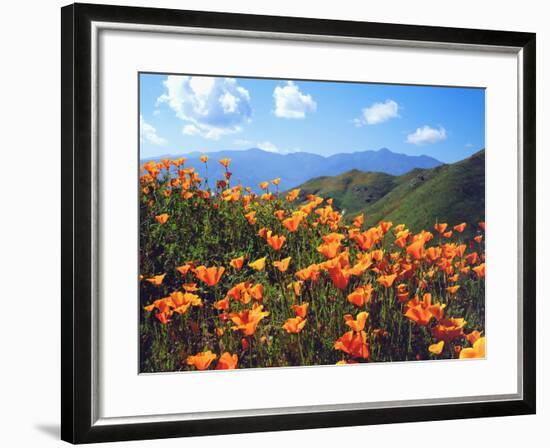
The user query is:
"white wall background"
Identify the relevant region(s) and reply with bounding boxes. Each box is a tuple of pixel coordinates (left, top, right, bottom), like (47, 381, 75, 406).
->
(0, 0, 545, 446)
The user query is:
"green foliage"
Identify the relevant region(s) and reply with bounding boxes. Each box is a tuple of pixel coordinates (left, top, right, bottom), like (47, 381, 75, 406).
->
(299, 150, 485, 233)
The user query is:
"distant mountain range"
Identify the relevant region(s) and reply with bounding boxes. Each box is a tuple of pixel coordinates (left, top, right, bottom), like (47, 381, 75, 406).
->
(141, 147, 442, 192)
(297, 149, 485, 232)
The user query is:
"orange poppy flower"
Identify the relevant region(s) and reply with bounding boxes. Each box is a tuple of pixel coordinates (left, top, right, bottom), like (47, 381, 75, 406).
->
(214, 297, 230, 311)
(295, 264, 320, 282)
(428, 340, 445, 355)
(287, 281, 303, 296)
(144, 297, 171, 313)
(229, 304, 269, 336)
(352, 214, 364, 228)
(227, 282, 249, 302)
(347, 285, 374, 307)
(274, 209, 286, 220)
(442, 230, 453, 238)
(454, 222, 467, 233)
(431, 318, 466, 342)
(377, 273, 397, 288)
(465, 252, 479, 265)
(187, 351, 217, 370)
(434, 223, 448, 234)
(244, 211, 257, 225)
(282, 316, 307, 334)
(168, 291, 202, 315)
(249, 256, 267, 271)
(394, 224, 406, 233)
(425, 247, 442, 261)
(317, 241, 341, 259)
(406, 239, 425, 260)
(466, 330, 482, 345)
(286, 189, 300, 202)
(282, 215, 303, 232)
(378, 221, 393, 234)
(396, 283, 409, 302)
(448, 274, 459, 282)
(200, 155, 208, 163)
(472, 263, 485, 278)
(258, 227, 268, 239)
(328, 266, 350, 290)
(446, 285, 461, 294)
(273, 256, 292, 273)
(459, 337, 486, 359)
(334, 330, 370, 359)
(292, 302, 309, 319)
(259, 181, 270, 190)
(348, 258, 372, 276)
(272, 178, 281, 186)
(145, 273, 166, 286)
(322, 232, 346, 244)
(155, 311, 172, 324)
(194, 266, 225, 286)
(474, 235, 483, 243)
(229, 256, 245, 270)
(371, 249, 385, 262)
(216, 352, 238, 370)
(182, 283, 198, 291)
(155, 213, 169, 224)
(249, 283, 264, 301)
(405, 293, 446, 326)
(266, 232, 286, 251)
(395, 235, 408, 248)
(219, 158, 231, 168)
(351, 228, 380, 251)
(478, 221, 486, 231)
(142, 160, 160, 176)
(344, 311, 369, 332)
(227, 282, 263, 304)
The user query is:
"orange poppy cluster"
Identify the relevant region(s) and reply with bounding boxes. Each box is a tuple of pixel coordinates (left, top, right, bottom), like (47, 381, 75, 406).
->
(140, 157, 486, 371)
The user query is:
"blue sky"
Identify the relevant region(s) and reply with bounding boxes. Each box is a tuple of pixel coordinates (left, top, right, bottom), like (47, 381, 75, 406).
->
(139, 73, 485, 163)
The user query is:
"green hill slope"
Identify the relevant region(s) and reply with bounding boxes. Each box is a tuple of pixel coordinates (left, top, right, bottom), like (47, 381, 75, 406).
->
(297, 150, 485, 232)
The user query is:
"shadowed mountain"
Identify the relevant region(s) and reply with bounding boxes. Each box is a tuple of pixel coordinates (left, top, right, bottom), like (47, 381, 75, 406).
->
(297, 149, 485, 232)
(141, 147, 442, 192)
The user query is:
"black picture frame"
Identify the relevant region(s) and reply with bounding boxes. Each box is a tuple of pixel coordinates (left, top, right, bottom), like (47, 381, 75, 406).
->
(61, 2, 536, 444)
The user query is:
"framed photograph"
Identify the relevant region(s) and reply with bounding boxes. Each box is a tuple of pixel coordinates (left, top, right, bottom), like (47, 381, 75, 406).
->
(61, 2, 536, 444)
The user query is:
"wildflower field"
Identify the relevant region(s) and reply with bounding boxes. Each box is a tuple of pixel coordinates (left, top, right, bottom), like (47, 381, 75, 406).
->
(140, 157, 486, 372)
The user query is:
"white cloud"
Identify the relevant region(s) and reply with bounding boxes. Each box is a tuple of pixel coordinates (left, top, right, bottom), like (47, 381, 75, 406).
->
(219, 92, 239, 113)
(406, 125, 447, 145)
(355, 99, 399, 126)
(182, 124, 201, 136)
(140, 115, 167, 145)
(156, 76, 252, 140)
(273, 81, 317, 119)
(257, 141, 279, 153)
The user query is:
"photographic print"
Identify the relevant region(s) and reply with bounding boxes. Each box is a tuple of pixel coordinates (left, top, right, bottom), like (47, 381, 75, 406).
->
(139, 74, 486, 373)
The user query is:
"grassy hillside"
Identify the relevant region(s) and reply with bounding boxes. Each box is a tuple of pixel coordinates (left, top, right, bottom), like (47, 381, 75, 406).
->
(298, 150, 485, 232)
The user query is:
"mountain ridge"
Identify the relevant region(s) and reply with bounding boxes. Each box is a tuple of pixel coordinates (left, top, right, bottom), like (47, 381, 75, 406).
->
(296, 149, 485, 232)
(141, 147, 444, 192)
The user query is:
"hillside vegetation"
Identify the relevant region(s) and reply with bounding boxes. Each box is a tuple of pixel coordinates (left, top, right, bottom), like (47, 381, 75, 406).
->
(298, 150, 485, 232)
